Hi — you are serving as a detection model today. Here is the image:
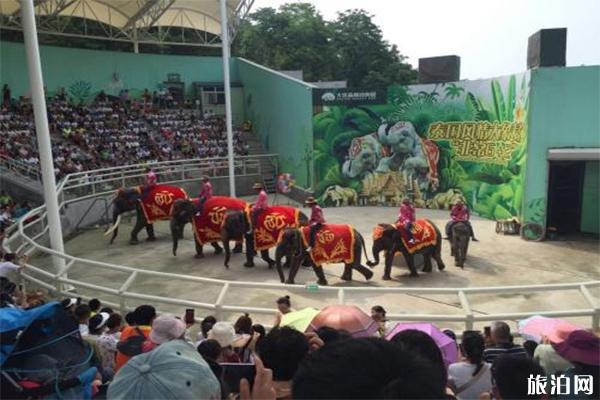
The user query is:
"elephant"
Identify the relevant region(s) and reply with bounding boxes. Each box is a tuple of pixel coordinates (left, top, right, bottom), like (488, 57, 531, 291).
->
(367, 221, 445, 279)
(220, 208, 308, 269)
(170, 198, 244, 258)
(450, 221, 471, 268)
(106, 185, 187, 245)
(274, 226, 373, 285)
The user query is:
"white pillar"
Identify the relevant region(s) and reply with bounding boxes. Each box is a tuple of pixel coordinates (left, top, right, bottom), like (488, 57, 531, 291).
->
(219, 0, 236, 197)
(21, 0, 67, 279)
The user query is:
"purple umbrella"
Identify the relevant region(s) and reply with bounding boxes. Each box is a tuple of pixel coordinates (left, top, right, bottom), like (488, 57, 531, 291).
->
(385, 322, 458, 367)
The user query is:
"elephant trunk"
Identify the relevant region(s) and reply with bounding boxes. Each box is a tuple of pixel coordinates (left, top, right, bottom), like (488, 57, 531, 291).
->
(367, 242, 381, 267)
(106, 209, 122, 244)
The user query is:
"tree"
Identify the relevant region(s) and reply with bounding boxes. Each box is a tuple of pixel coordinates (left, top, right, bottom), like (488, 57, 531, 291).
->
(233, 5, 416, 87)
(233, 3, 339, 82)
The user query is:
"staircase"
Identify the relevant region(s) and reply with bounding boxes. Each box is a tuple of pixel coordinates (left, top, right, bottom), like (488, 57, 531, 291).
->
(245, 134, 278, 193)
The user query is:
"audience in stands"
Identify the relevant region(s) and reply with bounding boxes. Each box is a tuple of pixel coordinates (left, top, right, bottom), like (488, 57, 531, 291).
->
(1, 288, 599, 400)
(0, 85, 250, 181)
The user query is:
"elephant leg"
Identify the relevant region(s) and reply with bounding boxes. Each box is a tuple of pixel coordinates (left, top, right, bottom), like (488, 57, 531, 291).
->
(195, 241, 205, 259)
(211, 242, 223, 255)
(341, 265, 353, 281)
(422, 255, 433, 273)
(145, 223, 156, 241)
(233, 241, 243, 254)
(434, 243, 446, 271)
(275, 257, 286, 283)
(353, 263, 374, 281)
(406, 254, 418, 277)
(261, 250, 275, 269)
(130, 216, 145, 244)
(243, 234, 256, 268)
(286, 257, 303, 284)
(383, 250, 394, 280)
(313, 264, 328, 286)
(284, 256, 291, 269)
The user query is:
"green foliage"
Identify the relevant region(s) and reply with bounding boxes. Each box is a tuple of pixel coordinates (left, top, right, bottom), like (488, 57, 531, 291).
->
(233, 6, 416, 87)
(68, 80, 92, 104)
(524, 198, 546, 224)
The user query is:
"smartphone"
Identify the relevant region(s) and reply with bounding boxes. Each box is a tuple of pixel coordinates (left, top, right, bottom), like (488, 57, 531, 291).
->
(184, 308, 195, 324)
(18, 284, 23, 292)
(221, 363, 256, 394)
(484, 326, 491, 337)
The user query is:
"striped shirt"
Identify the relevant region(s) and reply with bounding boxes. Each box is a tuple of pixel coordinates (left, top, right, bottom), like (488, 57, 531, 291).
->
(483, 344, 528, 363)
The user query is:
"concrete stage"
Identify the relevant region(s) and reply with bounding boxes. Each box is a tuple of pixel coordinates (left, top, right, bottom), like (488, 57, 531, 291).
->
(37, 196, 600, 332)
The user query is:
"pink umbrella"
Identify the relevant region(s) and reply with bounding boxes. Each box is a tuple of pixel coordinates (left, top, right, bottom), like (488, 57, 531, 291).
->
(518, 315, 584, 344)
(385, 322, 458, 368)
(308, 305, 378, 338)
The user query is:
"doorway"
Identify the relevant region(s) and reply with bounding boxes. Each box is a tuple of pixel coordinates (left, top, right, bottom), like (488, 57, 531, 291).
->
(546, 161, 585, 233)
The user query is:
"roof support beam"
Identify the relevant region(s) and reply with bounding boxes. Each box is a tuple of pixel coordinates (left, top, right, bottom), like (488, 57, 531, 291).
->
(122, 0, 175, 31)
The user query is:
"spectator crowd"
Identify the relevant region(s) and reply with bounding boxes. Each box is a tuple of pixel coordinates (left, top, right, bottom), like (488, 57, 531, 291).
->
(0, 277, 598, 400)
(0, 85, 250, 180)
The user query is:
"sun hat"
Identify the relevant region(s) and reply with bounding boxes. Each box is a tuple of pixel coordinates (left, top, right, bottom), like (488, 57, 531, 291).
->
(89, 312, 110, 332)
(304, 196, 317, 205)
(149, 315, 186, 344)
(207, 321, 236, 347)
(107, 339, 220, 400)
(553, 330, 600, 366)
(252, 183, 263, 189)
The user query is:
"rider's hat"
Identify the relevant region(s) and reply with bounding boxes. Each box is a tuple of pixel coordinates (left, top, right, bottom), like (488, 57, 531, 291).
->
(304, 196, 318, 206)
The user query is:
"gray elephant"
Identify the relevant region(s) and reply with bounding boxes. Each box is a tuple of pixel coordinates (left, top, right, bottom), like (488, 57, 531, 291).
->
(341, 133, 384, 179)
(450, 221, 471, 268)
(367, 221, 445, 279)
(275, 226, 373, 285)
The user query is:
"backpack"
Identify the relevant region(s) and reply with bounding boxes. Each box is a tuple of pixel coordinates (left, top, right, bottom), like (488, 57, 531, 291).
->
(116, 327, 147, 357)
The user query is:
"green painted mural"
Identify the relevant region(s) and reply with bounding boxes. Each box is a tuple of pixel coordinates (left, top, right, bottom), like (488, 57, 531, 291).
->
(313, 73, 530, 221)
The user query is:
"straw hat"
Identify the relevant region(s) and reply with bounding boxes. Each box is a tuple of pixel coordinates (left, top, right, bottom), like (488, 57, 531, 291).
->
(252, 183, 263, 190)
(304, 196, 318, 205)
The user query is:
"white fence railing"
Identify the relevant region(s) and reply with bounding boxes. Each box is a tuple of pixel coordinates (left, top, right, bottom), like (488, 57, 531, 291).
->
(0, 154, 41, 182)
(3, 159, 599, 331)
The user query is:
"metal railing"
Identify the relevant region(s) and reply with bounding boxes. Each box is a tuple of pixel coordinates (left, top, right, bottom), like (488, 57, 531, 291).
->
(3, 159, 599, 331)
(0, 154, 42, 182)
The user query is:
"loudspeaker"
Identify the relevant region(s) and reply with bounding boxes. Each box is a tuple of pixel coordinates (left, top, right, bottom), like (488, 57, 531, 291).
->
(527, 28, 567, 69)
(418, 55, 461, 84)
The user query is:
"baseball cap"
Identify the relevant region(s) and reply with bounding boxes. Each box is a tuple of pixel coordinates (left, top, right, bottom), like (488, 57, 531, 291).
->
(107, 339, 220, 400)
(149, 315, 186, 344)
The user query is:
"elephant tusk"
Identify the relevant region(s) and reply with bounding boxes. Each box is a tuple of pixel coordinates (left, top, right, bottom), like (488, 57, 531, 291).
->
(103, 214, 122, 236)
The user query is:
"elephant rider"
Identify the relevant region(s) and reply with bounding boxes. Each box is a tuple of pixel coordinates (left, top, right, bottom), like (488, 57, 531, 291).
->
(445, 199, 478, 241)
(305, 197, 325, 252)
(247, 183, 268, 235)
(195, 176, 213, 216)
(141, 167, 157, 201)
(396, 198, 416, 244)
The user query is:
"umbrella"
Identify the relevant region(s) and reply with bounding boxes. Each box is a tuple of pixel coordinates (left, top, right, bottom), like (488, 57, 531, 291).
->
(280, 308, 320, 332)
(385, 322, 458, 367)
(518, 315, 583, 344)
(308, 305, 378, 338)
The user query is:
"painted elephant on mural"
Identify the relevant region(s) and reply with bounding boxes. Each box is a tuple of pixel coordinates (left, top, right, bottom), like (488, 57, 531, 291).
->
(220, 207, 308, 269)
(367, 220, 445, 279)
(449, 221, 471, 268)
(170, 198, 244, 258)
(106, 185, 187, 245)
(275, 226, 373, 285)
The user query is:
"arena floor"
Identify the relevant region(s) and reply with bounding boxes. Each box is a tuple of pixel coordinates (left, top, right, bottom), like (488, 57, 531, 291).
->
(39, 195, 600, 331)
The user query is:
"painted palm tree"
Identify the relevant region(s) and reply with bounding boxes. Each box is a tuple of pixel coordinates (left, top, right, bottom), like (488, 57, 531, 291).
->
(444, 83, 465, 99)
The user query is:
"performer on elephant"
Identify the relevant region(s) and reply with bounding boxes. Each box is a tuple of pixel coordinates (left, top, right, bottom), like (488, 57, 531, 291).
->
(305, 196, 325, 252)
(396, 198, 416, 244)
(195, 175, 213, 216)
(445, 199, 478, 241)
(141, 167, 157, 200)
(248, 183, 268, 234)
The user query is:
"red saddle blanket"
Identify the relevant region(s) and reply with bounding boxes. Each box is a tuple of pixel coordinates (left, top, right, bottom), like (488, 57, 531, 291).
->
(394, 219, 438, 254)
(192, 196, 247, 245)
(300, 224, 356, 265)
(139, 185, 188, 223)
(253, 206, 300, 251)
